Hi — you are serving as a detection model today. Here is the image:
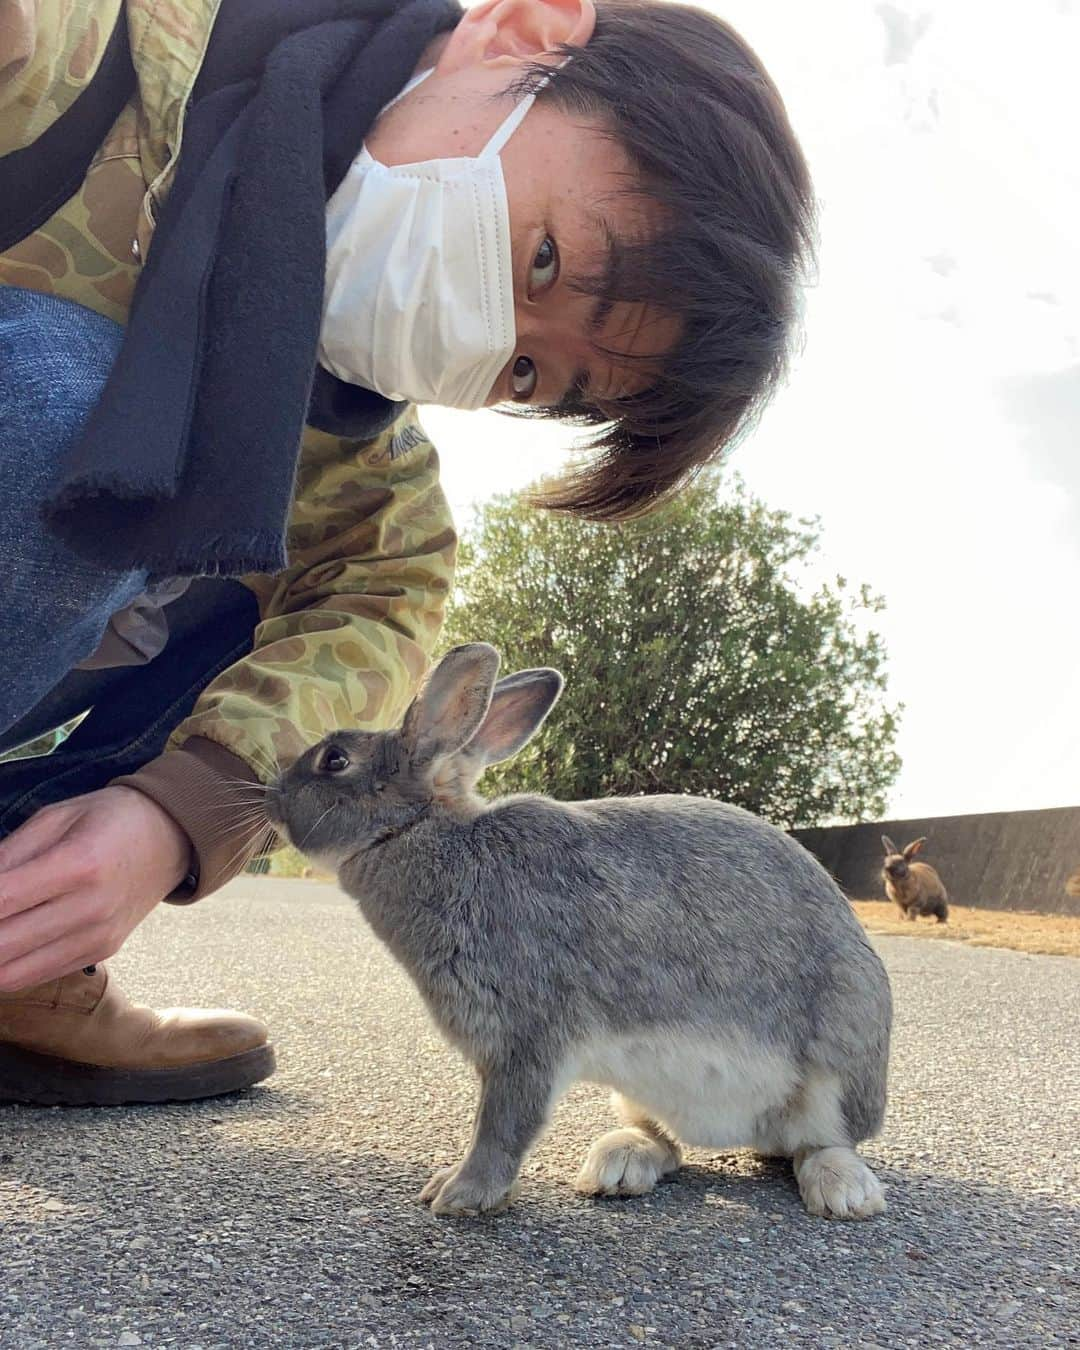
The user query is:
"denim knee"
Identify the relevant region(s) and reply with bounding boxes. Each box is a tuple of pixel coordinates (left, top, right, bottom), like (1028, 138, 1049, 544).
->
(0, 289, 145, 732)
(0, 287, 125, 446)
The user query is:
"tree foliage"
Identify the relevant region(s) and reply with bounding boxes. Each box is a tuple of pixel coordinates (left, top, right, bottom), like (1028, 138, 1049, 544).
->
(442, 474, 901, 828)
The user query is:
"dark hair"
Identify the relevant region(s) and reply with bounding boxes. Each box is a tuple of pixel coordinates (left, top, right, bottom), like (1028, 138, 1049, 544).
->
(512, 0, 816, 520)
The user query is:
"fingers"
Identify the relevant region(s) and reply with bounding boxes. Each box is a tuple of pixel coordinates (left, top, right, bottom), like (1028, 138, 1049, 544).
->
(0, 791, 170, 990)
(0, 917, 115, 993)
(0, 889, 91, 977)
(0, 838, 98, 925)
(0, 803, 75, 872)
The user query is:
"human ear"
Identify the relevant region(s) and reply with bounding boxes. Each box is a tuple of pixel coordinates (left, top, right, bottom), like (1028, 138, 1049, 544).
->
(436, 0, 596, 73)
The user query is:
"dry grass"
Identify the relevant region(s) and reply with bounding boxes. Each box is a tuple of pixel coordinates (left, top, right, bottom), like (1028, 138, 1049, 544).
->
(266, 844, 321, 879)
(262, 851, 1079, 957)
(852, 899, 1080, 958)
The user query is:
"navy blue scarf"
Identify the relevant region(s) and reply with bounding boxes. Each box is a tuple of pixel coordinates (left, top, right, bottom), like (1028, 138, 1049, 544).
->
(43, 0, 461, 580)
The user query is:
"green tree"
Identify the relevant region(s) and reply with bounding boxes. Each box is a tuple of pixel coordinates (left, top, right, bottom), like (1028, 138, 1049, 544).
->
(442, 474, 901, 828)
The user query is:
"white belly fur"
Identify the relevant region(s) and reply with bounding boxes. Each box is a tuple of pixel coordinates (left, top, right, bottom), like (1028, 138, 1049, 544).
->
(569, 1031, 837, 1153)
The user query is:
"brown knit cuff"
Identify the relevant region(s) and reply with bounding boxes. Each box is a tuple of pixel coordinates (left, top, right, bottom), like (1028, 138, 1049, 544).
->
(112, 739, 276, 903)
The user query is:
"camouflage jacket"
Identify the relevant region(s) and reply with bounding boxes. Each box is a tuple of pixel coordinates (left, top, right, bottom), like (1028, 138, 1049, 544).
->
(1, 0, 457, 885)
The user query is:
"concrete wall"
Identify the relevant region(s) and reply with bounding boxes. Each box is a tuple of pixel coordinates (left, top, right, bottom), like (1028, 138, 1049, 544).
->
(793, 805, 1080, 916)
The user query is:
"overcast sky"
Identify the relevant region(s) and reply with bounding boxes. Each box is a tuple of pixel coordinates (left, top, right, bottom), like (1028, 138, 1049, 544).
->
(422, 0, 1080, 822)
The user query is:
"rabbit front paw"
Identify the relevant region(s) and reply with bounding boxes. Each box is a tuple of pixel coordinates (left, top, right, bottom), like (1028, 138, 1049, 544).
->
(418, 1164, 518, 1217)
(418, 1165, 459, 1205)
(575, 1127, 682, 1198)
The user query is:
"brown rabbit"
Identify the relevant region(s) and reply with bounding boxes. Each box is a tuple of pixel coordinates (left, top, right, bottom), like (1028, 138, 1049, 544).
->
(881, 837, 948, 923)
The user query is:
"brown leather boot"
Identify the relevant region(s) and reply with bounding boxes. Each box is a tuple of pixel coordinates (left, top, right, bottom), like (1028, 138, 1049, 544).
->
(0, 966, 275, 1106)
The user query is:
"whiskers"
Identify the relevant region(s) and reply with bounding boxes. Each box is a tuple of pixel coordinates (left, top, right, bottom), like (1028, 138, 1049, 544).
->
(198, 744, 336, 882)
(204, 765, 281, 882)
(218, 815, 280, 885)
(297, 802, 338, 855)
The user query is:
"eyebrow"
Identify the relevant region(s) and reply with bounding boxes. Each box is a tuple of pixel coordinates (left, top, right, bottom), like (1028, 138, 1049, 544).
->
(561, 218, 620, 407)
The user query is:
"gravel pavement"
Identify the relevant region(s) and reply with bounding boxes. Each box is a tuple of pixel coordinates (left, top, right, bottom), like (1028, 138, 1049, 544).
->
(2, 878, 1077, 1349)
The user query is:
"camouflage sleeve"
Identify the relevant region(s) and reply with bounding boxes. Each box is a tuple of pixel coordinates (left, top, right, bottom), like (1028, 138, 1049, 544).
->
(163, 411, 457, 779)
(0, 0, 123, 152)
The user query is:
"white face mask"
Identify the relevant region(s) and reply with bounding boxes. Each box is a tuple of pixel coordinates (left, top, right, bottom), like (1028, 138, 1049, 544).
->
(318, 69, 542, 410)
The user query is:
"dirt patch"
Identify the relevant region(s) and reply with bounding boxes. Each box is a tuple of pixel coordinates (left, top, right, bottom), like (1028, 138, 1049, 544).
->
(852, 899, 1080, 958)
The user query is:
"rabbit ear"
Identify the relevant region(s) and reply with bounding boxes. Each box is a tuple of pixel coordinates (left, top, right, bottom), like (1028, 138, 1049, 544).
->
(400, 644, 501, 767)
(881, 835, 898, 856)
(903, 837, 927, 859)
(459, 668, 564, 768)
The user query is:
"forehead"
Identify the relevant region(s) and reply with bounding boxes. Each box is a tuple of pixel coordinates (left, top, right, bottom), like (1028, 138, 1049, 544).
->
(589, 299, 681, 402)
(502, 102, 678, 400)
(505, 98, 648, 241)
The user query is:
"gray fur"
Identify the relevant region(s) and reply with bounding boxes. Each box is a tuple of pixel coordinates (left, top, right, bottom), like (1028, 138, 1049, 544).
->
(271, 644, 893, 1219)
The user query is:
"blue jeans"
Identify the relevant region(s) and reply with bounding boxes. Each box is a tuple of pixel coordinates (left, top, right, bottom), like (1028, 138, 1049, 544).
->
(0, 288, 257, 836)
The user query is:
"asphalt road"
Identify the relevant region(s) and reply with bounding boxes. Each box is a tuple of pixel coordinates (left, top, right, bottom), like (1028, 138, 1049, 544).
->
(2, 879, 1077, 1349)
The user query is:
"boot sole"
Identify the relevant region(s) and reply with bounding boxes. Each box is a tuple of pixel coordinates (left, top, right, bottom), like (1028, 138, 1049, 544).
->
(0, 1041, 276, 1107)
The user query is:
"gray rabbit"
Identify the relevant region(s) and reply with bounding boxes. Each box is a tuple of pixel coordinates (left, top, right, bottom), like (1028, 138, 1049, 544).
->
(269, 644, 892, 1221)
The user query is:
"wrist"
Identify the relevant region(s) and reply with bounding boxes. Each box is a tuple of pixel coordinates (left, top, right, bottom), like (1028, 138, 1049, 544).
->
(111, 785, 195, 893)
(112, 747, 270, 902)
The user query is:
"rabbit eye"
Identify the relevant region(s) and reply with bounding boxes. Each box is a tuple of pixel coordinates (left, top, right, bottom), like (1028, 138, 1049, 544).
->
(373, 780, 387, 793)
(317, 746, 350, 775)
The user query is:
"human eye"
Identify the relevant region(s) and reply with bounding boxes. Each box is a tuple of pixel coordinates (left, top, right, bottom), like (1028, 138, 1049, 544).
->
(510, 355, 538, 401)
(528, 236, 559, 295)
(508, 239, 559, 402)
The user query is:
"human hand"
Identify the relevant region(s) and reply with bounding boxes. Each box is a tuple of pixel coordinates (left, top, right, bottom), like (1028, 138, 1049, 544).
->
(0, 786, 193, 991)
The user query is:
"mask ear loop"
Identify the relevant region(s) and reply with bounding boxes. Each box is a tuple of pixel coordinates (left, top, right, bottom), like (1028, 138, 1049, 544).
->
(480, 60, 568, 157)
(382, 59, 569, 157)
(384, 65, 436, 111)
